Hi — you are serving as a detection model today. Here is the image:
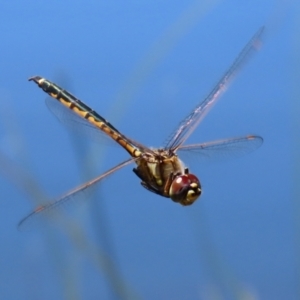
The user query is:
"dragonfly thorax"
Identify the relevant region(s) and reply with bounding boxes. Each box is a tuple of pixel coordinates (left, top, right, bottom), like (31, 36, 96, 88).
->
(133, 150, 201, 205)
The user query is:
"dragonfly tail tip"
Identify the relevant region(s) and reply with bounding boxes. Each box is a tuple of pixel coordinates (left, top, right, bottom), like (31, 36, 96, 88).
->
(28, 76, 42, 83)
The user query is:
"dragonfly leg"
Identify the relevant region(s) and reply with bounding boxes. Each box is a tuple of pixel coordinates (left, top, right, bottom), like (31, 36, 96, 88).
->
(133, 167, 144, 181)
(140, 181, 167, 197)
(134, 167, 169, 198)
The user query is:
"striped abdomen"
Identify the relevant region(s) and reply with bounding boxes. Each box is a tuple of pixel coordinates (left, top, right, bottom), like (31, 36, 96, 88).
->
(29, 76, 141, 158)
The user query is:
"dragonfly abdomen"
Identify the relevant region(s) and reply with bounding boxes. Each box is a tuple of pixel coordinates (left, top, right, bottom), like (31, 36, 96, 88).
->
(29, 76, 141, 158)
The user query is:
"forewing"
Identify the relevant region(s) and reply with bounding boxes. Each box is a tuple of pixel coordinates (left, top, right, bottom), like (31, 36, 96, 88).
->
(164, 27, 264, 151)
(18, 158, 134, 230)
(177, 135, 263, 163)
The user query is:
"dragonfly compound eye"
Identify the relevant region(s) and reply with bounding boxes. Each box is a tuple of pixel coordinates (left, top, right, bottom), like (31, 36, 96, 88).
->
(169, 174, 201, 206)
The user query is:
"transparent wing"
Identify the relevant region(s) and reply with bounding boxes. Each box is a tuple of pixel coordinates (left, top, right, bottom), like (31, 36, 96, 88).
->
(164, 27, 264, 151)
(46, 97, 154, 154)
(177, 135, 263, 163)
(45, 97, 119, 146)
(18, 158, 134, 230)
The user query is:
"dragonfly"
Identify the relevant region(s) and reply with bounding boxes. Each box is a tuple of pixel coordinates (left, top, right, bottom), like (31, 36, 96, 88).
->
(19, 27, 264, 229)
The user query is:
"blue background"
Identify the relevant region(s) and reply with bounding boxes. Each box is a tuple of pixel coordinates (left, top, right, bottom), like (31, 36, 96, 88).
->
(0, 1, 298, 299)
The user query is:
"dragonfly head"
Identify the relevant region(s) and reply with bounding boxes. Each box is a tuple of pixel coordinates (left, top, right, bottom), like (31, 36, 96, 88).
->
(169, 174, 201, 206)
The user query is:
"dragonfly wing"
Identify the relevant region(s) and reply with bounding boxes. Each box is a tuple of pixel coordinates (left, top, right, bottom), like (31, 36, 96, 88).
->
(164, 27, 264, 151)
(45, 97, 118, 146)
(46, 97, 154, 155)
(18, 158, 135, 230)
(177, 135, 263, 163)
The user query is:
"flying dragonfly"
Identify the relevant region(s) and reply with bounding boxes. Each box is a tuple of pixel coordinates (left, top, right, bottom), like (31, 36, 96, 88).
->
(19, 27, 264, 229)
